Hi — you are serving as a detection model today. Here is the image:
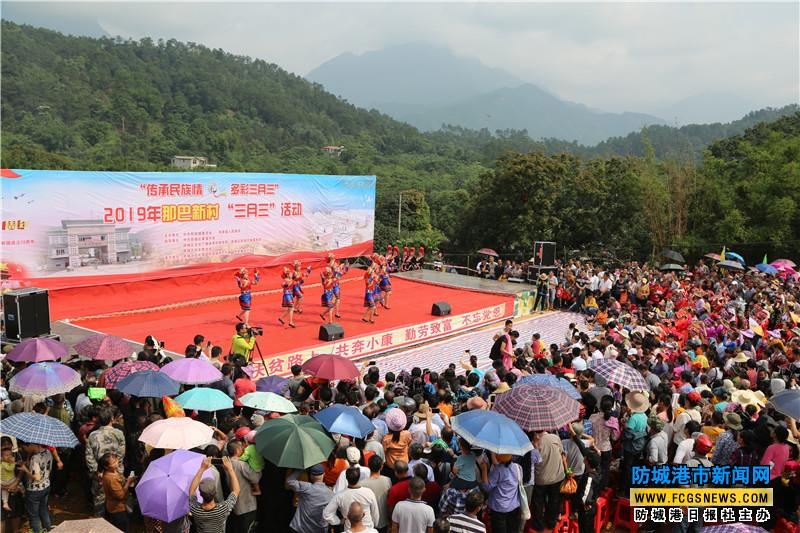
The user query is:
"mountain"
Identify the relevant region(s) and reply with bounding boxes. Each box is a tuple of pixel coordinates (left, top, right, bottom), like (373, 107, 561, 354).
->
(306, 42, 524, 109)
(2, 2, 109, 38)
(391, 84, 666, 145)
(654, 92, 767, 126)
(307, 42, 665, 144)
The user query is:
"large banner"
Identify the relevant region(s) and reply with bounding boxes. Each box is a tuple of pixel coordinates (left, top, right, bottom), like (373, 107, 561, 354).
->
(1, 169, 375, 283)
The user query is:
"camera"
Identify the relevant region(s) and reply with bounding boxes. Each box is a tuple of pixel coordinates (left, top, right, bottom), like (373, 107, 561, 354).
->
(248, 326, 264, 336)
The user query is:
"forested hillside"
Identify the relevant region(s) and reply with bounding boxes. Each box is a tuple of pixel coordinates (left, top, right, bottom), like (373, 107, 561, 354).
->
(2, 21, 798, 261)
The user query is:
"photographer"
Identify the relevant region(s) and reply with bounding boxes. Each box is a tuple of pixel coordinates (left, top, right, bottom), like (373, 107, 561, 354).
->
(230, 323, 258, 362)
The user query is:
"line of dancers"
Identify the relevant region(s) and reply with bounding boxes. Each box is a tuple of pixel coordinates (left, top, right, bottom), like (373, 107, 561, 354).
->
(234, 251, 392, 329)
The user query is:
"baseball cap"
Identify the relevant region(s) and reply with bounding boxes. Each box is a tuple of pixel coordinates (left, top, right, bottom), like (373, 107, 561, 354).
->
(687, 391, 702, 403)
(308, 464, 325, 476)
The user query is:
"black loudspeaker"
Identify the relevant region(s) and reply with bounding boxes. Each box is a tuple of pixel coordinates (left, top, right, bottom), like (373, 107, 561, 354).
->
(319, 323, 344, 341)
(533, 241, 557, 267)
(3, 288, 51, 341)
(431, 301, 451, 316)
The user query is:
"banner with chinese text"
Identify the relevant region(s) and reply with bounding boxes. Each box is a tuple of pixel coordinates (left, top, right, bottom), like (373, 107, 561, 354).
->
(254, 301, 509, 378)
(1, 170, 375, 285)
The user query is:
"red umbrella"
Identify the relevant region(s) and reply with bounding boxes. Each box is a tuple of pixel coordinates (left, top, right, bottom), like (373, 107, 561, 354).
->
(0, 169, 21, 178)
(301, 354, 358, 381)
(477, 248, 499, 257)
(73, 334, 133, 361)
(102, 360, 160, 389)
(703, 253, 721, 261)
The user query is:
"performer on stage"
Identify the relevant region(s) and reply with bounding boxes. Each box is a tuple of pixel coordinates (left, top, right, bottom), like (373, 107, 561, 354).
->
(415, 246, 425, 270)
(319, 267, 336, 324)
(278, 267, 296, 328)
(331, 257, 349, 319)
(235, 267, 260, 325)
(378, 263, 392, 309)
(291, 260, 312, 314)
(362, 266, 378, 323)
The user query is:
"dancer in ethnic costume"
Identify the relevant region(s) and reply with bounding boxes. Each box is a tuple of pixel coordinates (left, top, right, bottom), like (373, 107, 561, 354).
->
(319, 267, 336, 324)
(361, 266, 378, 323)
(278, 268, 296, 328)
(235, 267, 260, 325)
(291, 260, 312, 314)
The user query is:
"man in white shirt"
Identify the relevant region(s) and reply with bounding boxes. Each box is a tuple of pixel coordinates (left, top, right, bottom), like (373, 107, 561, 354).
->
(333, 447, 372, 493)
(323, 467, 380, 530)
(391, 477, 435, 533)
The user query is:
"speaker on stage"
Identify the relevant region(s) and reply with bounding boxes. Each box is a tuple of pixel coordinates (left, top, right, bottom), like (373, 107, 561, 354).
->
(3, 288, 51, 341)
(319, 323, 344, 341)
(533, 241, 557, 267)
(431, 301, 451, 316)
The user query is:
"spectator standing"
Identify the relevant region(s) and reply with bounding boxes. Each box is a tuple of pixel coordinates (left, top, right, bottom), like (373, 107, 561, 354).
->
(479, 453, 522, 533)
(85, 407, 126, 515)
(285, 464, 333, 533)
(323, 467, 380, 531)
(226, 440, 262, 532)
(188, 456, 240, 533)
(18, 442, 53, 533)
(360, 456, 392, 532)
(99, 452, 136, 532)
(391, 476, 435, 533)
(448, 490, 487, 533)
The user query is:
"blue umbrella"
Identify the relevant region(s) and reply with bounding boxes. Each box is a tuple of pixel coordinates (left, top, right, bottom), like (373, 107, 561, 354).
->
(725, 251, 746, 265)
(451, 410, 533, 456)
(174, 387, 233, 411)
(516, 374, 582, 399)
(313, 404, 374, 439)
(256, 376, 290, 395)
(1, 412, 79, 448)
(117, 370, 180, 398)
(756, 263, 778, 275)
(769, 390, 800, 420)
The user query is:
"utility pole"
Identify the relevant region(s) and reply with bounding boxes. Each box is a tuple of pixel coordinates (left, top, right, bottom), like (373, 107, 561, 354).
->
(397, 191, 403, 240)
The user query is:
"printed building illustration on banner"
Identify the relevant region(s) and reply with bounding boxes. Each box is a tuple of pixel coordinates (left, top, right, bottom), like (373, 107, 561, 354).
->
(1, 170, 376, 286)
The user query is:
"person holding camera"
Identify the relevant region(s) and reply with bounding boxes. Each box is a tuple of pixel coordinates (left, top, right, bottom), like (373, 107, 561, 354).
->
(230, 323, 257, 363)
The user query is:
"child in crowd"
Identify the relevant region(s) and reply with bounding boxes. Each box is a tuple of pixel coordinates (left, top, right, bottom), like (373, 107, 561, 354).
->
(1, 447, 21, 511)
(239, 415, 266, 495)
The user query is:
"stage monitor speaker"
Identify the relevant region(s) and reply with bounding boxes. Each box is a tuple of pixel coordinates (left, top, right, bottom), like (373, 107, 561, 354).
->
(3, 288, 51, 341)
(533, 242, 557, 267)
(431, 301, 451, 316)
(319, 323, 344, 342)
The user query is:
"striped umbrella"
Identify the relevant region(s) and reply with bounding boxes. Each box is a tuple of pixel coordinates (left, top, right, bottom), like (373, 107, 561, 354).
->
(1, 412, 78, 447)
(492, 384, 580, 432)
(9, 362, 82, 396)
(516, 374, 581, 399)
(589, 358, 649, 391)
(701, 526, 768, 533)
(102, 361, 159, 389)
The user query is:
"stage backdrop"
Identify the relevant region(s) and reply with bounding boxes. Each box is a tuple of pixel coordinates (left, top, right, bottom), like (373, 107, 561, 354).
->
(1, 170, 375, 286)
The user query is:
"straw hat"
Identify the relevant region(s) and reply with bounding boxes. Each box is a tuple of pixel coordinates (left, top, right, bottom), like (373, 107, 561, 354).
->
(625, 391, 650, 413)
(732, 353, 750, 363)
(723, 412, 743, 431)
(731, 389, 765, 410)
(722, 379, 736, 394)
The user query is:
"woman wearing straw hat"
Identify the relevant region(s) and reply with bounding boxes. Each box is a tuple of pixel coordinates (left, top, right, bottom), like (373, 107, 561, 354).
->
(620, 391, 649, 496)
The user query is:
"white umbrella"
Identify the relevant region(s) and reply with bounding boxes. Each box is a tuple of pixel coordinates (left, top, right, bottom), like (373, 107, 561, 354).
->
(138, 417, 213, 450)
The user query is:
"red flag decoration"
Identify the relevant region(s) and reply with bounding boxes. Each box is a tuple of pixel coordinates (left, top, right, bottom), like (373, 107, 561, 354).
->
(1, 169, 21, 178)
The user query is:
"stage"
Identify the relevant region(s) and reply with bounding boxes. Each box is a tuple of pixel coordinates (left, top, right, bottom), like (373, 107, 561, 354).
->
(63, 268, 516, 376)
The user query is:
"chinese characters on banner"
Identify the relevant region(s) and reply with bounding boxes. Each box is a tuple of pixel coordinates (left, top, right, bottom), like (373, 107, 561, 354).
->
(253, 302, 509, 378)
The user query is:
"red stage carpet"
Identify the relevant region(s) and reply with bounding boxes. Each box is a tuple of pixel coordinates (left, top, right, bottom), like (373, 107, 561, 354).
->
(72, 272, 513, 361)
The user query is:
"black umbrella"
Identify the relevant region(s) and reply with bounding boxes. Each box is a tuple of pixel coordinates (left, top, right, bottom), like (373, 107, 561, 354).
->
(659, 263, 685, 272)
(718, 260, 745, 271)
(661, 249, 685, 263)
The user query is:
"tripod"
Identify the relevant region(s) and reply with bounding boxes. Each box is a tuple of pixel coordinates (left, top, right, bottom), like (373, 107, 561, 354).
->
(253, 338, 269, 377)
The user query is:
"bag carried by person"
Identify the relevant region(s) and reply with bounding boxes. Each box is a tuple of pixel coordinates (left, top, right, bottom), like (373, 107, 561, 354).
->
(560, 470, 577, 494)
(516, 463, 531, 521)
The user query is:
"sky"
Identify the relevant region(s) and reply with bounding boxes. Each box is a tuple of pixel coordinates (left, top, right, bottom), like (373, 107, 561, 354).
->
(3, 1, 799, 121)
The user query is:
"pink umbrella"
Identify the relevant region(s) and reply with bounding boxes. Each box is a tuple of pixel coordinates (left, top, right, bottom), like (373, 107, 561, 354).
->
(772, 259, 796, 268)
(102, 360, 159, 389)
(7, 337, 69, 363)
(161, 358, 222, 385)
(477, 248, 499, 257)
(74, 334, 133, 361)
(301, 354, 358, 381)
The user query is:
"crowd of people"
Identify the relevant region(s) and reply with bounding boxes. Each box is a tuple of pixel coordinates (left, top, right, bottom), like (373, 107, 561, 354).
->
(3, 256, 800, 533)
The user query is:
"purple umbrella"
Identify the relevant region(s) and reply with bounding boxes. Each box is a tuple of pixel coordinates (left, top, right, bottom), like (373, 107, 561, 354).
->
(135, 450, 214, 523)
(256, 375, 290, 395)
(102, 360, 160, 389)
(7, 337, 69, 363)
(9, 362, 82, 396)
(161, 358, 223, 385)
(74, 334, 132, 361)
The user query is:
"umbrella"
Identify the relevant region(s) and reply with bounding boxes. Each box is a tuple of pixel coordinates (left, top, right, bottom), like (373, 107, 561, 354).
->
(492, 384, 580, 432)
(51, 518, 123, 532)
(477, 248, 499, 257)
(0, 412, 79, 447)
(589, 359, 649, 391)
(661, 249, 685, 263)
(135, 450, 214, 523)
(239, 391, 297, 413)
(73, 334, 132, 361)
(256, 375, 290, 395)
(701, 526, 768, 533)
(703, 253, 721, 261)
(717, 260, 745, 271)
(772, 259, 796, 268)
(451, 410, 533, 456)
(756, 263, 778, 275)
(9, 361, 82, 396)
(138, 417, 213, 449)
(301, 354, 359, 381)
(102, 360, 160, 389)
(768, 390, 800, 420)
(725, 251, 746, 265)
(516, 374, 582, 400)
(174, 387, 233, 412)
(658, 263, 685, 272)
(117, 370, 180, 398)
(255, 414, 335, 469)
(7, 337, 69, 363)
(313, 404, 374, 439)
(161, 358, 222, 385)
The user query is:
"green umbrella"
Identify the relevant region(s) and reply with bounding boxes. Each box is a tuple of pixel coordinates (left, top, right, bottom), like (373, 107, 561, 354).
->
(254, 414, 335, 469)
(240, 391, 297, 413)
